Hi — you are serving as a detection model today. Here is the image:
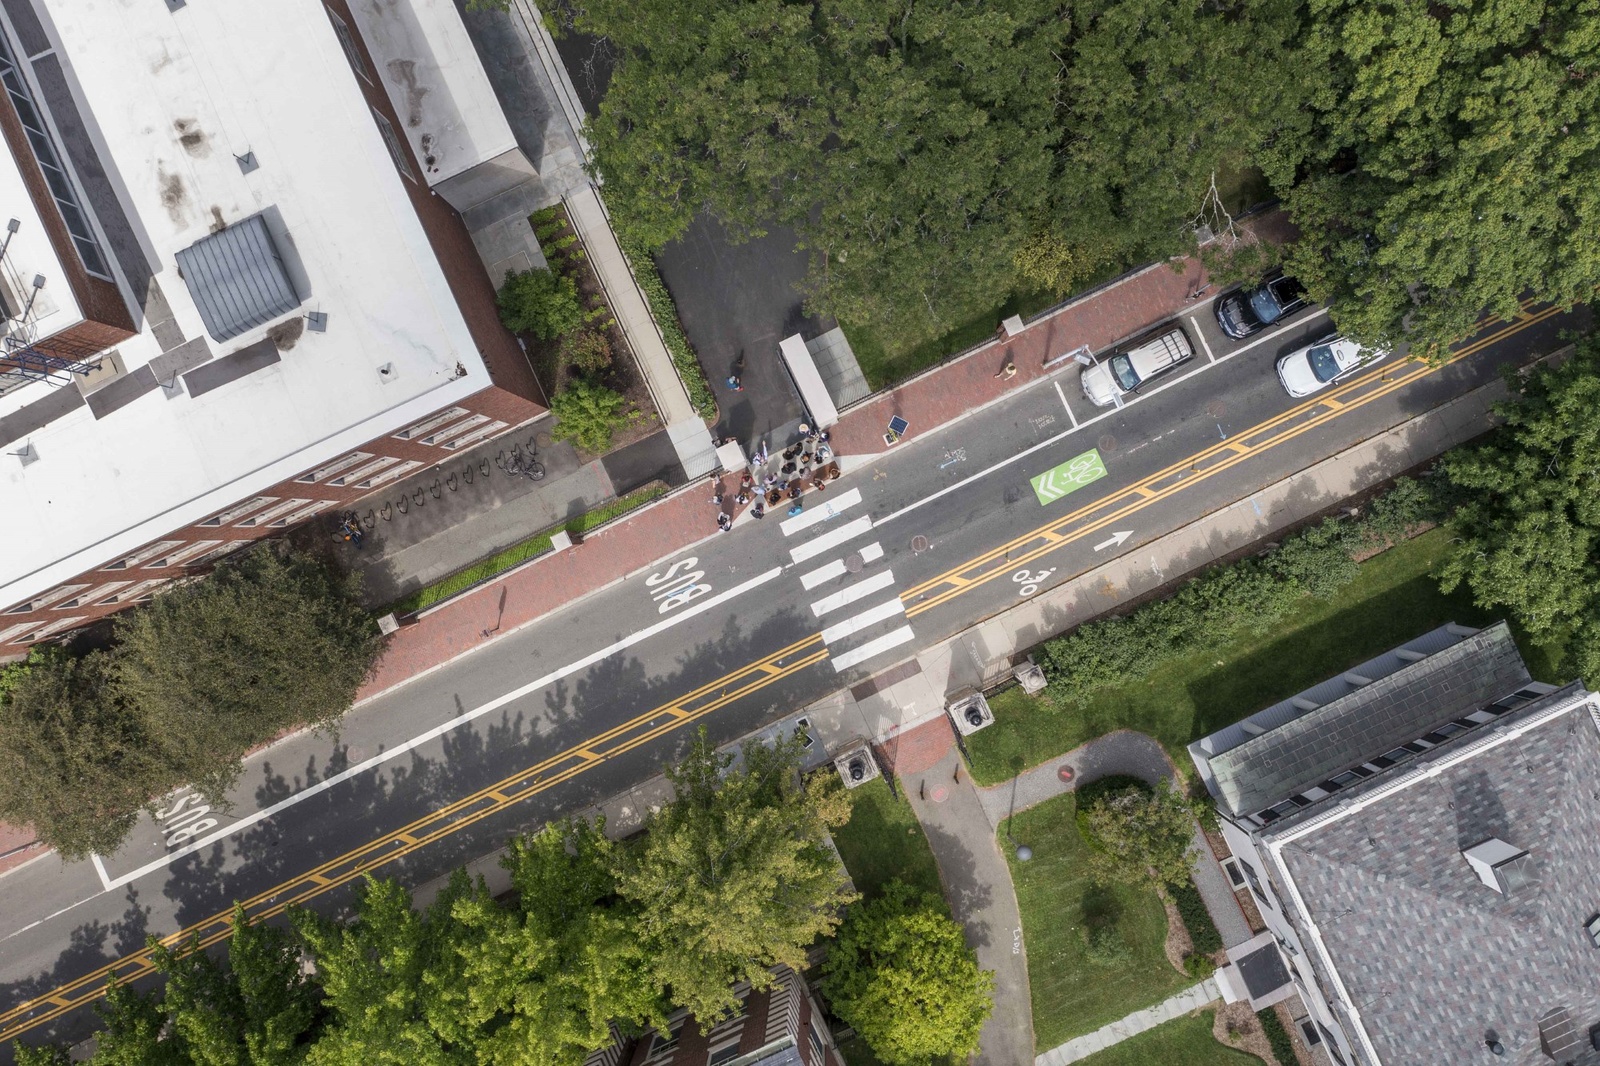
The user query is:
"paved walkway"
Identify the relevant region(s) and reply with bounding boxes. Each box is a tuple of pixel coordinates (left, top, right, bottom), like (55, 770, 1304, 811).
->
(1036, 978, 1222, 1066)
(976, 731, 1254, 951)
(904, 727, 1035, 1066)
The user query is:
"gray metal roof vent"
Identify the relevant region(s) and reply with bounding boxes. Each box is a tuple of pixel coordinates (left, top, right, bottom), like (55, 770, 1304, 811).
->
(174, 214, 299, 342)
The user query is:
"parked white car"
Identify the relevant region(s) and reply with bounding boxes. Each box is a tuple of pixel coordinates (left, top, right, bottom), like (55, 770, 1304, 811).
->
(1081, 326, 1195, 407)
(1276, 335, 1387, 397)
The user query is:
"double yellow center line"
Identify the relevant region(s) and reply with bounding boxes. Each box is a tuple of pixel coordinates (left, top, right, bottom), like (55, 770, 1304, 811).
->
(0, 296, 1561, 1046)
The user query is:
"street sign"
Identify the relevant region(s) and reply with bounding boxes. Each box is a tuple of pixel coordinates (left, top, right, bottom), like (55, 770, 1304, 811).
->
(1030, 449, 1108, 506)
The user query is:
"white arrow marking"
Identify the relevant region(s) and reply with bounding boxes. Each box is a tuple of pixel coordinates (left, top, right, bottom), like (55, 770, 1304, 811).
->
(1093, 531, 1134, 552)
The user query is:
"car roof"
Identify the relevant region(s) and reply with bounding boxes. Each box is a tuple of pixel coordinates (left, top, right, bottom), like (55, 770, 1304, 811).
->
(1122, 327, 1193, 375)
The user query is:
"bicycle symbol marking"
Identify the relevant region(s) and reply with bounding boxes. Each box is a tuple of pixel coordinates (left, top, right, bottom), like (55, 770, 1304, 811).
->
(1061, 452, 1103, 486)
(1011, 567, 1056, 597)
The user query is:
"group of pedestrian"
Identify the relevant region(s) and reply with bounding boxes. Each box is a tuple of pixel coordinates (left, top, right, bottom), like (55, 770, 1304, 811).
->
(708, 427, 839, 532)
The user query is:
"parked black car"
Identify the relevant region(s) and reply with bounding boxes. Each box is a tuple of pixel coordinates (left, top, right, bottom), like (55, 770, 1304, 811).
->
(1213, 273, 1308, 339)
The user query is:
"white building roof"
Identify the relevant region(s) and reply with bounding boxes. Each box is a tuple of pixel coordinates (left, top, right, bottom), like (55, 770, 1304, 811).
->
(0, 0, 499, 609)
(346, 0, 520, 186)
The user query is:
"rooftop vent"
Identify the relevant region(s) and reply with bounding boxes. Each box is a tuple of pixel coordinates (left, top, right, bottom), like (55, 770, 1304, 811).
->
(1462, 838, 1536, 895)
(174, 213, 300, 342)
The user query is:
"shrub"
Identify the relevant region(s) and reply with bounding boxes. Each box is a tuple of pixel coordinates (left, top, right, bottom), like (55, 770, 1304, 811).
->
(562, 329, 613, 375)
(1257, 1008, 1298, 1066)
(497, 268, 583, 339)
(1082, 920, 1134, 968)
(1169, 879, 1223, 954)
(550, 378, 627, 452)
(1360, 475, 1446, 549)
(617, 235, 717, 418)
(1183, 952, 1216, 979)
(1080, 780, 1198, 888)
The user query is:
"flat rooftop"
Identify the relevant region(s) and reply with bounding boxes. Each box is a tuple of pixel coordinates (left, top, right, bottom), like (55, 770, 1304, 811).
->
(0, 0, 498, 607)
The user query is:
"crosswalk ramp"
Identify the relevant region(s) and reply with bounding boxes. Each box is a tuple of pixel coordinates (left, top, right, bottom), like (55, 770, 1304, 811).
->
(785, 490, 913, 673)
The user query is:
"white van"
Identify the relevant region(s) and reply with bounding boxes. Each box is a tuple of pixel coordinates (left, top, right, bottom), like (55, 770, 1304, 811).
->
(1081, 325, 1195, 407)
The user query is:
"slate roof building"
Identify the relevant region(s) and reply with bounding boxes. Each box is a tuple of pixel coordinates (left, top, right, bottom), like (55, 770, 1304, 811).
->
(0, 0, 552, 650)
(1190, 622, 1600, 1065)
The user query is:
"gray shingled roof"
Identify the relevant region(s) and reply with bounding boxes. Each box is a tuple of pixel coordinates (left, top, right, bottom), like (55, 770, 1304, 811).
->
(1208, 623, 1530, 817)
(1266, 687, 1600, 1066)
(174, 214, 299, 341)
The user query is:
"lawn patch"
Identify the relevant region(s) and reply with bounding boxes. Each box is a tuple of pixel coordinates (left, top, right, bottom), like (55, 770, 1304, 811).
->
(841, 284, 1057, 391)
(1074, 1009, 1263, 1066)
(387, 484, 668, 615)
(965, 530, 1563, 785)
(830, 778, 943, 904)
(1003, 792, 1190, 1050)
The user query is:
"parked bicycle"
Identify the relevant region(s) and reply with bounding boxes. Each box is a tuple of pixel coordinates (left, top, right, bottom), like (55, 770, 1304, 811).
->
(334, 510, 365, 548)
(504, 440, 545, 481)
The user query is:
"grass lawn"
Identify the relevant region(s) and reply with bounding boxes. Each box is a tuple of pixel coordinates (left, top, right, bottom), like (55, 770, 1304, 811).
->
(386, 483, 667, 615)
(966, 529, 1566, 785)
(1076, 1010, 1263, 1066)
(1003, 792, 1190, 1051)
(830, 778, 944, 904)
(842, 283, 1060, 391)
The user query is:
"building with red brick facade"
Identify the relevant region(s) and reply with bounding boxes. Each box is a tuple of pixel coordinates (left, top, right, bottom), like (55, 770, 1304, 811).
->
(585, 966, 843, 1066)
(0, 0, 549, 654)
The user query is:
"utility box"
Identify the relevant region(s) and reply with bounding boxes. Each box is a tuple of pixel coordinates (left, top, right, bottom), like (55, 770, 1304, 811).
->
(833, 743, 880, 789)
(947, 691, 995, 736)
(1014, 657, 1048, 695)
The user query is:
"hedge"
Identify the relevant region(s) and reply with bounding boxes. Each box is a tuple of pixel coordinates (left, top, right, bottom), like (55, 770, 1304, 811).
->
(617, 235, 717, 419)
(1257, 1007, 1298, 1066)
(1169, 879, 1223, 955)
(386, 483, 668, 615)
(1037, 478, 1444, 708)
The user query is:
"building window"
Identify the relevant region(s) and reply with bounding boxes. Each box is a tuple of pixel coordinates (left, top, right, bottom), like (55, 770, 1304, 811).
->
(372, 108, 415, 181)
(103, 541, 184, 570)
(807, 1026, 825, 1066)
(199, 497, 276, 527)
(0, 33, 110, 279)
(647, 1022, 683, 1061)
(707, 1042, 741, 1066)
(1238, 858, 1273, 910)
(325, 9, 371, 82)
(1319, 1025, 1347, 1066)
(395, 407, 468, 440)
(297, 451, 372, 483)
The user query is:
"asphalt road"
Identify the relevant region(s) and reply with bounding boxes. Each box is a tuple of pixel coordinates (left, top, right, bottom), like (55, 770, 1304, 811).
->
(0, 294, 1585, 1054)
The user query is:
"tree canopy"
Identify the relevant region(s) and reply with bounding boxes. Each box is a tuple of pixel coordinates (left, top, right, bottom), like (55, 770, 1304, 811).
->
(1079, 780, 1198, 888)
(1439, 335, 1600, 681)
(821, 881, 993, 1066)
(614, 730, 856, 1025)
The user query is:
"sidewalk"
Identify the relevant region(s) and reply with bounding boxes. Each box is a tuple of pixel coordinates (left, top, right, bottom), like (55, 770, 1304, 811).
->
(1037, 978, 1222, 1066)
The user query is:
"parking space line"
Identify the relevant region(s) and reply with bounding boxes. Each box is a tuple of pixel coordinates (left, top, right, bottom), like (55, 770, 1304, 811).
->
(1189, 315, 1216, 362)
(1054, 380, 1080, 428)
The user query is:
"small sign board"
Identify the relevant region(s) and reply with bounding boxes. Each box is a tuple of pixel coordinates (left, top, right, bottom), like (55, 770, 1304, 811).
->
(884, 415, 910, 446)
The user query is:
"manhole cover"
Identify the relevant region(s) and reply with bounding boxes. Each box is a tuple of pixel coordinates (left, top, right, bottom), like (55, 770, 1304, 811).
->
(1098, 433, 1118, 453)
(911, 535, 930, 553)
(1206, 399, 1227, 419)
(845, 552, 864, 573)
(1057, 765, 1076, 783)
(535, 431, 554, 448)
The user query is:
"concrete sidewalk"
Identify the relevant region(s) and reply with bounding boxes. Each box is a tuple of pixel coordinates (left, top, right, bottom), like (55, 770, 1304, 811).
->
(1037, 978, 1222, 1066)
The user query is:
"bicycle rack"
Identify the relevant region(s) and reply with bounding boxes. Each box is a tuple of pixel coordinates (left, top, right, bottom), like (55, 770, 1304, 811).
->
(479, 459, 490, 478)
(446, 472, 459, 491)
(430, 479, 441, 499)
(380, 503, 393, 521)
(412, 488, 425, 507)
(362, 510, 375, 529)
(397, 496, 409, 514)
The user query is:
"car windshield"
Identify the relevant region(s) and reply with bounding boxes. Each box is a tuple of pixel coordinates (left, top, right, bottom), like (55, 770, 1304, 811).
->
(1109, 354, 1141, 392)
(1307, 344, 1343, 382)
(1248, 288, 1284, 325)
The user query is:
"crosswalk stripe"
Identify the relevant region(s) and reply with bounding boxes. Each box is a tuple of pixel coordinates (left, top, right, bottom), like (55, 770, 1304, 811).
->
(810, 571, 897, 617)
(799, 542, 886, 591)
(779, 488, 863, 536)
(829, 626, 916, 672)
(789, 516, 873, 564)
(821, 599, 906, 644)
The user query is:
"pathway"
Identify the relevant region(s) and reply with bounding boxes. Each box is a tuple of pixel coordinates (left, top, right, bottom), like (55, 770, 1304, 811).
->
(902, 724, 1036, 1066)
(976, 730, 1254, 951)
(1035, 978, 1223, 1066)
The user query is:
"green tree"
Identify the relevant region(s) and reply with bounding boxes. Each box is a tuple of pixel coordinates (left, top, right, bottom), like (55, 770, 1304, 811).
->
(91, 978, 191, 1066)
(292, 874, 475, 1066)
(150, 906, 320, 1066)
(0, 650, 172, 859)
(561, 329, 613, 375)
(11, 1044, 71, 1066)
(497, 269, 584, 340)
(430, 821, 663, 1066)
(1272, 0, 1600, 358)
(821, 881, 993, 1066)
(549, 379, 628, 453)
(614, 730, 856, 1025)
(113, 545, 382, 799)
(1439, 335, 1600, 672)
(1080, 781, 1197, 888)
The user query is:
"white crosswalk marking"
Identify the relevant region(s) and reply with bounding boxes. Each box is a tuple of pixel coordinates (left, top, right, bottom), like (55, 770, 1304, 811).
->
(830, 626, 916, 672)
(799, 542, 885, 590)
(789, 516, 873, 564)
(820, 598, 905, 644)
(779, 488, 863, 536)
(810, 571, 897, 617)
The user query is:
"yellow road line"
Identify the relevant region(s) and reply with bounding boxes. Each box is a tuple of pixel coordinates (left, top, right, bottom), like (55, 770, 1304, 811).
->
(0, 297, 1561, 1044)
